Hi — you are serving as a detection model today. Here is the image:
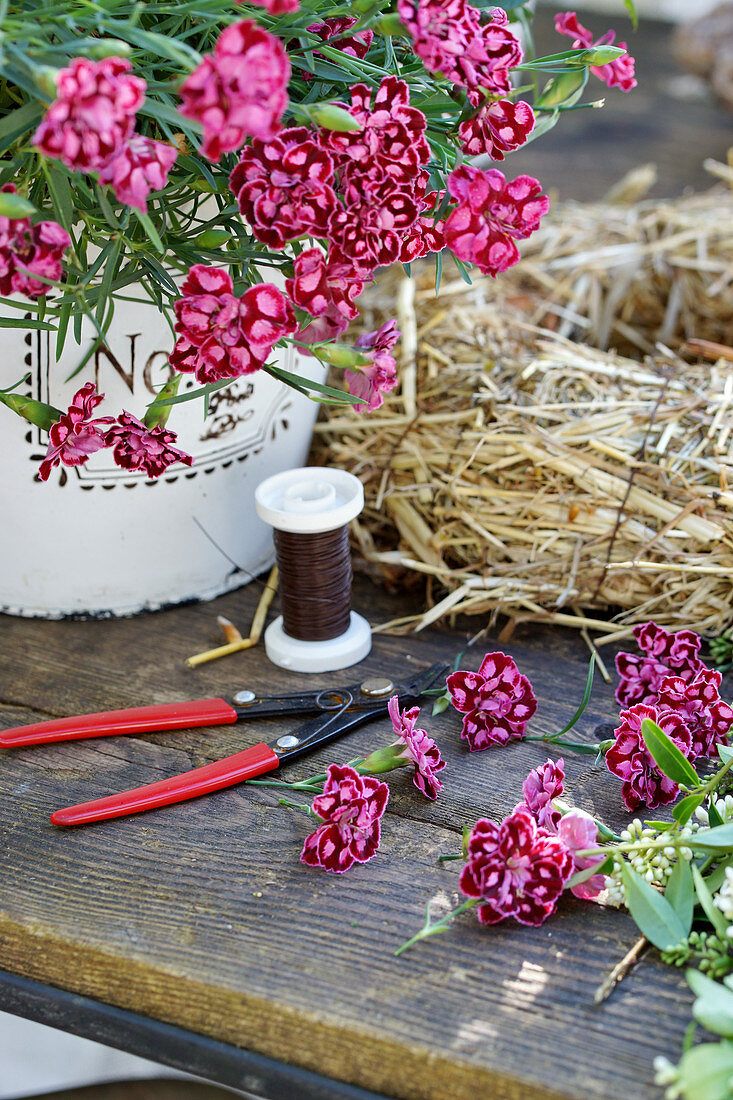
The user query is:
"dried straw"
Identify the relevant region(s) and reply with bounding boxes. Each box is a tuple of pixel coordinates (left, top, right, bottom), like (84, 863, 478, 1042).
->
(313, 176, 733, 640)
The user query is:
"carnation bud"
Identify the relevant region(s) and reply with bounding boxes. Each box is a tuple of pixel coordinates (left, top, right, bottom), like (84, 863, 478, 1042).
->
(33, 66, 59, 99)
(195, 228, 230, 249)
(375, 14, 406, 36)
(306, 103, 363, 132)
(0, 392, 62, 431)
(359, 744, 409, 775)
(582, 45, 627, 66)
(0, 191, 36, 219)
(535, 70, 586, 108)
(144, 374, 181, 429)
(312, 343, 373, 367)
(87, 39, 134, 60)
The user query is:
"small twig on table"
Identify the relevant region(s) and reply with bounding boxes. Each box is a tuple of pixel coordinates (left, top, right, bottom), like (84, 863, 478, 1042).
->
(185, 566, 279, 668)
(593, 935, 647, 1004)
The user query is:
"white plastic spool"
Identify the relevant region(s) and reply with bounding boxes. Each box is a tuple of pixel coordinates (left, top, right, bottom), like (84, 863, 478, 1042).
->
(254, 467, 372, 673)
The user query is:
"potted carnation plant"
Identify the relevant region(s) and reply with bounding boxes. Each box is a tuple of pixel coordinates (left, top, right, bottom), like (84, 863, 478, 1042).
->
(0, 0, 636, 616)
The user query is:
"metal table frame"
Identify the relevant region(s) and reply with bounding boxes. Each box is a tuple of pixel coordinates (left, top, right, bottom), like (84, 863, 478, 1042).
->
(0, 970, 388, 1100)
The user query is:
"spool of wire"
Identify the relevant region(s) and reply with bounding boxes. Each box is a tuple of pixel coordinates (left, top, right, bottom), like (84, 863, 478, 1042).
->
(254, 467, 372, 673)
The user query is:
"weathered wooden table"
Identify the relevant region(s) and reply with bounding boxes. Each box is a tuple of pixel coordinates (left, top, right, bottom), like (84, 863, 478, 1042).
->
(0, 578, 704, 1100)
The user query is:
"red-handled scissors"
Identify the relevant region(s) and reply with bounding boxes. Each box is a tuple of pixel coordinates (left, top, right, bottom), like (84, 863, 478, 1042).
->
(0, 663, 449, 828)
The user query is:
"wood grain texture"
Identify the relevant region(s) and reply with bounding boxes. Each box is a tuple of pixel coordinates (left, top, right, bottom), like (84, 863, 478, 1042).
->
(0, 576, 709, 1100)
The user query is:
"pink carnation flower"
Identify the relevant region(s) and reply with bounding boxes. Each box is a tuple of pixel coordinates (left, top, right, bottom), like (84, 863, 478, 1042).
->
(444, 165, 549, 277)
(460, 808, 573, 926)
(345, 320, 400, 412)
(446, 651, 538, 751)
(229, 127, 336, 248)
(38, 383, 113, 482)
(178, 20, 290, 161)
(605, 703, 693, 811)
(656, 670, 733, 761)
(556, 810, 606, 900)
(170, 264, 296, 384)
(385, 695, 446, 801)
(615, 621, 705, 708)
(104, 412, 193, 478)
(397, 0, 520, 93)
(555, 11, 637, 92)
(299, 17, 373, 82)
(98, 136, 177, 213)
(458, 96, 535, 160)
(246, 0, 300, 13)
(520, 757, 565, 831)
(0, 185, 70, 299)
(33, 56, 145, 173)
(300, 763, 389, 874)
(285, 247, 364, 345)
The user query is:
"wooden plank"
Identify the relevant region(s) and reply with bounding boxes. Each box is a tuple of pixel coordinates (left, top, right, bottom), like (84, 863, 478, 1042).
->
(0, 582, 698, 1100)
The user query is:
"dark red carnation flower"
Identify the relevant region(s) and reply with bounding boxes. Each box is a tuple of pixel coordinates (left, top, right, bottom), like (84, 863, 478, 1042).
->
(459, 808, 573, 926)
(285, 247, 364, 345)
(444, 165, 548, 277)
(170, 264, 296, 383)
(615, 621, 705, 708)
(656, 670, 733, 761)
(230, 127, 336, 248)
(458, 95, 535, 160)
(178, 20, 290, 161)
(321, 77, 430, 186)
(298, 17, 373, 82)
(98, 135, 177, 214)
(104, 412, 193, 478)
(300, 763, 389, 874)
(38, 383, 113, 481)
(446, 651, 537, 751)
(605, 703, 693, 811)
(398, 190, 446, 263)
(328, 178, 421, 280)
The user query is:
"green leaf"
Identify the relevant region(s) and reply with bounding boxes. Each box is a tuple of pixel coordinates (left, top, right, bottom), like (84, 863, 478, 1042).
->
(641, 718, 700, 787)
(619, 861, 687, 950)
(688, 971, 733, 1038)
(673, 793, 705, 826)
(676, 1041, 733, 1100)
(692, 863, 730, 939)
(567, 854, 612, 890)
(689, 825, 733, 851)
(0, 190, 35, 218)
(0, 101, 43, 147)
(41, 161, 74, 233)
(0, 315, 55, 330)
(553, 654, 595, 739)
(719, 745, 733, 764)
(134, 210, 164, 254)
(268, 365, 365, 405)
(710, 800, 726, 828)
(431, 694, 450, 717)
(665, 857, 694, 936)
(536, 69, 587, 110)
(623, 0, 639, 31)
(704, 855, 733, 896)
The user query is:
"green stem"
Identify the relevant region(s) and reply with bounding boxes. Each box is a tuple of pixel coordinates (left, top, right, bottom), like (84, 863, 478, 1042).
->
(395, 899, 478, 957)
(277, 798, 315, 816)
(438, 853, 463, 862)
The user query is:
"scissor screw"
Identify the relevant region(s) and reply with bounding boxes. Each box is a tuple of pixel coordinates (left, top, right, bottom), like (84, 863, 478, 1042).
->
(276, 734, 300, 750)
(360, 677, 394, 697)
(233, 690, 257, 705)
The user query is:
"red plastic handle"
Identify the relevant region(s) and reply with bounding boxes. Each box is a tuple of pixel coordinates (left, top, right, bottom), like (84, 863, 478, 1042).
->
(0, 698, 238, 747)
(51, 742, 280, 827)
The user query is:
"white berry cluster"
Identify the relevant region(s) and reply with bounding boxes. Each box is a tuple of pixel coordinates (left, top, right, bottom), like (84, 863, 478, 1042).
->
(695, 794, 733, 827)
(603, 819, 695, 908)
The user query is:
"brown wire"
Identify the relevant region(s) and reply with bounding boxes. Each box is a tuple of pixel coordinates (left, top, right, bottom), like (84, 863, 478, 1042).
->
(274, 526, 352, 642)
